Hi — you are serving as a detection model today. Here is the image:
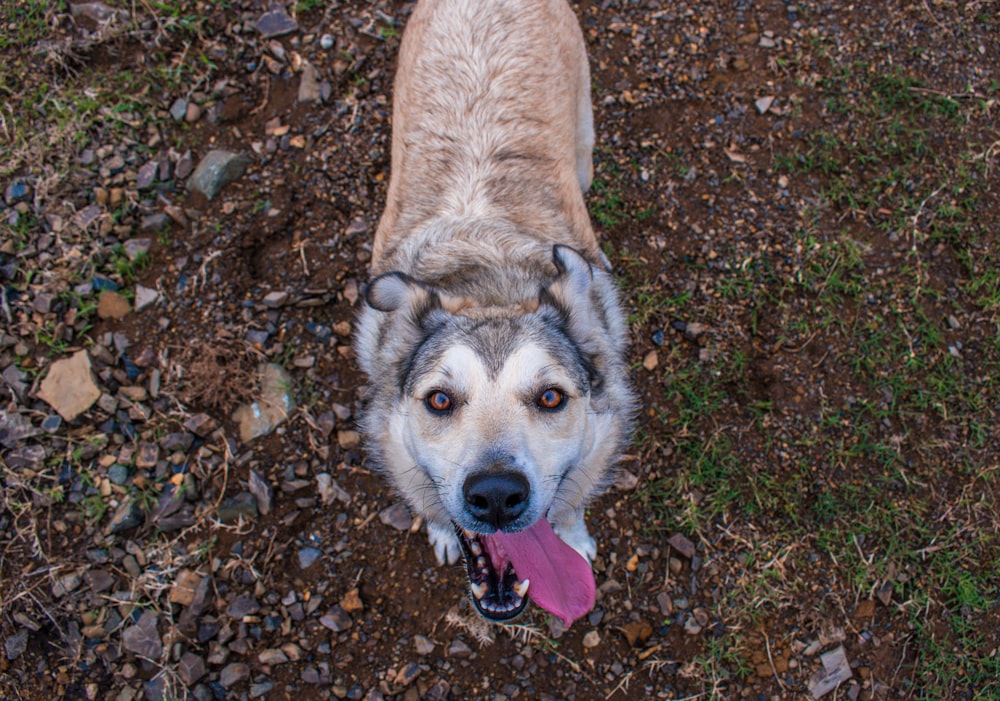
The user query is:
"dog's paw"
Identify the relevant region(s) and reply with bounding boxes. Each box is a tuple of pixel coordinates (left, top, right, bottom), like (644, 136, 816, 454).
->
(553, 517, 597, 563)
(427, 521, 461, 565)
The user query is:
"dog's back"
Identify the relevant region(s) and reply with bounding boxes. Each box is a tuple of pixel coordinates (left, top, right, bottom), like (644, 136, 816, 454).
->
(373, 0, 597, 271)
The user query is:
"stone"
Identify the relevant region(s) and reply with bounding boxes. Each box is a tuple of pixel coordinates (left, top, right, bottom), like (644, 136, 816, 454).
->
(97, 290, 131, 319)
(187, 150, 253, 200)
(106, 498, 144, 534)
(136, 161, 158, 189)
(228, 595, 260, 618)
(582, 630, 601, 648)
(4, 181, 31, 205)
(134, 285, 159, 311)
(122, 610, 162, 660)
(298, 547, 323, 569)
(169, 569, 203, 606)
(298, 61, 322, 103)
(256, 8, 298, 38)
(258, 648, 289, 665)
(177, 652, 206, 686)
(755, 96, 776, 114)
(169, 98, 188, 121)
(37, 350, 102, 421)
(413, 635, 435, 656)
(262, 290, 289, 307)
(668, 532, 697, 559)
(249, 468, 273, 516)
(123, 238, 152, 259)
(183, 413, 217, 437)
(0, 411, 43, 448)
(218, 492, 258, 523)
(232, 363, 295, 442)
(319, 606, 353, 632)
(808, 645, 853, 698)
(219, 662, 249, 688)
(379, 502, 413, 531)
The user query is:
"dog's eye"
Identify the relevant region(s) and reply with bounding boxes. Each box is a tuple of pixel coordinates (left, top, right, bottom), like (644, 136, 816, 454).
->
(425, 391, 453, 414)
(536, 388, 566, 411)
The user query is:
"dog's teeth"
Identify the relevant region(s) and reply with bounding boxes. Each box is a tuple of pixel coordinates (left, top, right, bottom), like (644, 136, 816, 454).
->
(476, 556, 487, 569)
(512, 578, 530, 599)
(469, 541, 482, 556)
(470, 582, 488, 600)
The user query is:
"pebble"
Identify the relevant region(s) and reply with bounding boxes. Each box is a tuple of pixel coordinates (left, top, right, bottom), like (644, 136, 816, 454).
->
(97, 290, 131, 319)
(298, 547, 323, 569)
(169, 98, 188, 121)
(413, 635, 435, 656)
(248, 468, 273, 516)
(379, 502, 413, 531)
(122, 610, 162, 660)
(256, 7, 299, 38)
(320, 34, 335, 49)
(177, 652, 206, 686)
(218, 492, 259, 523)
(582, 630, 601, 648)
(448, 639, 472, 659)
(37, 350, 102, 422)
(258, 648, 289, 665)
(319, 606, 353, 632)
(187, 150, 253, 200)
(219, 662, 250, 688)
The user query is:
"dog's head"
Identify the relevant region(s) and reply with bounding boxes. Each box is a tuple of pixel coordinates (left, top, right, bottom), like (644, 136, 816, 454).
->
(356, 245, 633, 624)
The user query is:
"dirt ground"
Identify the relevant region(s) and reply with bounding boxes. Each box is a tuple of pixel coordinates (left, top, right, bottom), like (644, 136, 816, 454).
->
(2, 1, 999, 700)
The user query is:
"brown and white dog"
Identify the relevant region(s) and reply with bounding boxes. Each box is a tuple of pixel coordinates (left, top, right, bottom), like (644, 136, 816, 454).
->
(355, 0, 634, 627)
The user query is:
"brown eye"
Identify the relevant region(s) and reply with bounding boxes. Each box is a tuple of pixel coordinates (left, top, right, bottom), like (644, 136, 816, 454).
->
(425, 391, 453, 414)
(536, 388, 566, 411)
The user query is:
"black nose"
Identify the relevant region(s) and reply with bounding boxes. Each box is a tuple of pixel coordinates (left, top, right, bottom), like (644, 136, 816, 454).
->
(463, 472, 530, 529)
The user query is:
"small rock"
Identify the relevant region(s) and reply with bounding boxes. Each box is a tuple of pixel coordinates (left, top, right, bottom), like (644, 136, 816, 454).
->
(169, 569, 204, 606)
(755, 96, 776, 114)
(379, 502, 413, 531)
(218, 492, 258, 523)
(256, 8, 298, 38)
(320, 34, 334, 50)
(37, 349, 102, 421)
(52, 572, 81, 598)
(4, 181, 31, 206)
(263, 290, 289, 307)
(642, 350, 659, 371)
(298, 547, 323, 569)
(393, 662, 422, 688)
(4, 628, 28, 661)
(447, 639, 472, 659)
(140, 213, 171, 233)
(808, 645, 853, 699)
(250, 681, 274, 699)
(228, 594, 260, 619)
(134, 442, 159, 469)
(106, 498, 144, 534)
(188, 150, 253, 200)
(413, 635, 435, 656)
(340, 588, 363, 614)
(248, 468, 273, 516)
(219, 662, 250, 689)
(122, 610, 162, 660)
(582, 630, 601, 648)
(232, 364, 295, 442)
(183, 413, 218, 437)
(97, 290, 131, 319)
(84, 569, 115, 593)
(337, 429, 361, 449)
(613, 469, 638, 491)
(136, 161, 158, 189)
(319, 606, 353, 632)
(169, 98, 188, 121)
(123, 238, 152, 259)
(177, 652, 206, 686)
(185, 101, 202, 123)
(298, 61, 322, 103)
(134, 285, 159, 311)
(258, 648, 289, 665)
(668, 532, 697, 559)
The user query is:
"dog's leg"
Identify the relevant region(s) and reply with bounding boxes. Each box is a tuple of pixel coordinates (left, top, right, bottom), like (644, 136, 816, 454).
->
(551, 509, 597, 563)
(427, 520, 462, 565)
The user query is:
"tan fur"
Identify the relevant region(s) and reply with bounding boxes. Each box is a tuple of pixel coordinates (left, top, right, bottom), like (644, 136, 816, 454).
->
(372, 0, 598, 275)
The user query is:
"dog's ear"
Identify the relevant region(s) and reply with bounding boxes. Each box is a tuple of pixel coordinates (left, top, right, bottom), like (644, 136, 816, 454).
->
(366, 272, 435, 312)
(542, 245, 599, 341)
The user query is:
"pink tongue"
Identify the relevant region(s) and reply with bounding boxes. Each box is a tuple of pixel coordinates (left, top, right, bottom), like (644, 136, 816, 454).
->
(493, 519, 595, 627)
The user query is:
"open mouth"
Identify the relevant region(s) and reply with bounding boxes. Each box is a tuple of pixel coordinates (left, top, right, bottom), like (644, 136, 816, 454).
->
(455, 525, 530, 621)
(452, 517, 597, 627)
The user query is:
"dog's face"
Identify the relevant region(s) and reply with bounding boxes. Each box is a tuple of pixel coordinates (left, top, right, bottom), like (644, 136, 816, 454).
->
(357, 246, 632, 624)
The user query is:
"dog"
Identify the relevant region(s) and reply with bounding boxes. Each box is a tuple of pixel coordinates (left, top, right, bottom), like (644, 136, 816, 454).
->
(355, 0, 635, 627)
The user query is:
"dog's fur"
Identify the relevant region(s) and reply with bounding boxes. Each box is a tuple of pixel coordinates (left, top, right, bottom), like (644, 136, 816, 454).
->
(356, 0, 634, 618)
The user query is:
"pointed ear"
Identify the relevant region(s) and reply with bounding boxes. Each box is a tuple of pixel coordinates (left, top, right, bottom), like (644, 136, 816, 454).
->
(543, 245, 599, 340)
(365, 272, 434, 312)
